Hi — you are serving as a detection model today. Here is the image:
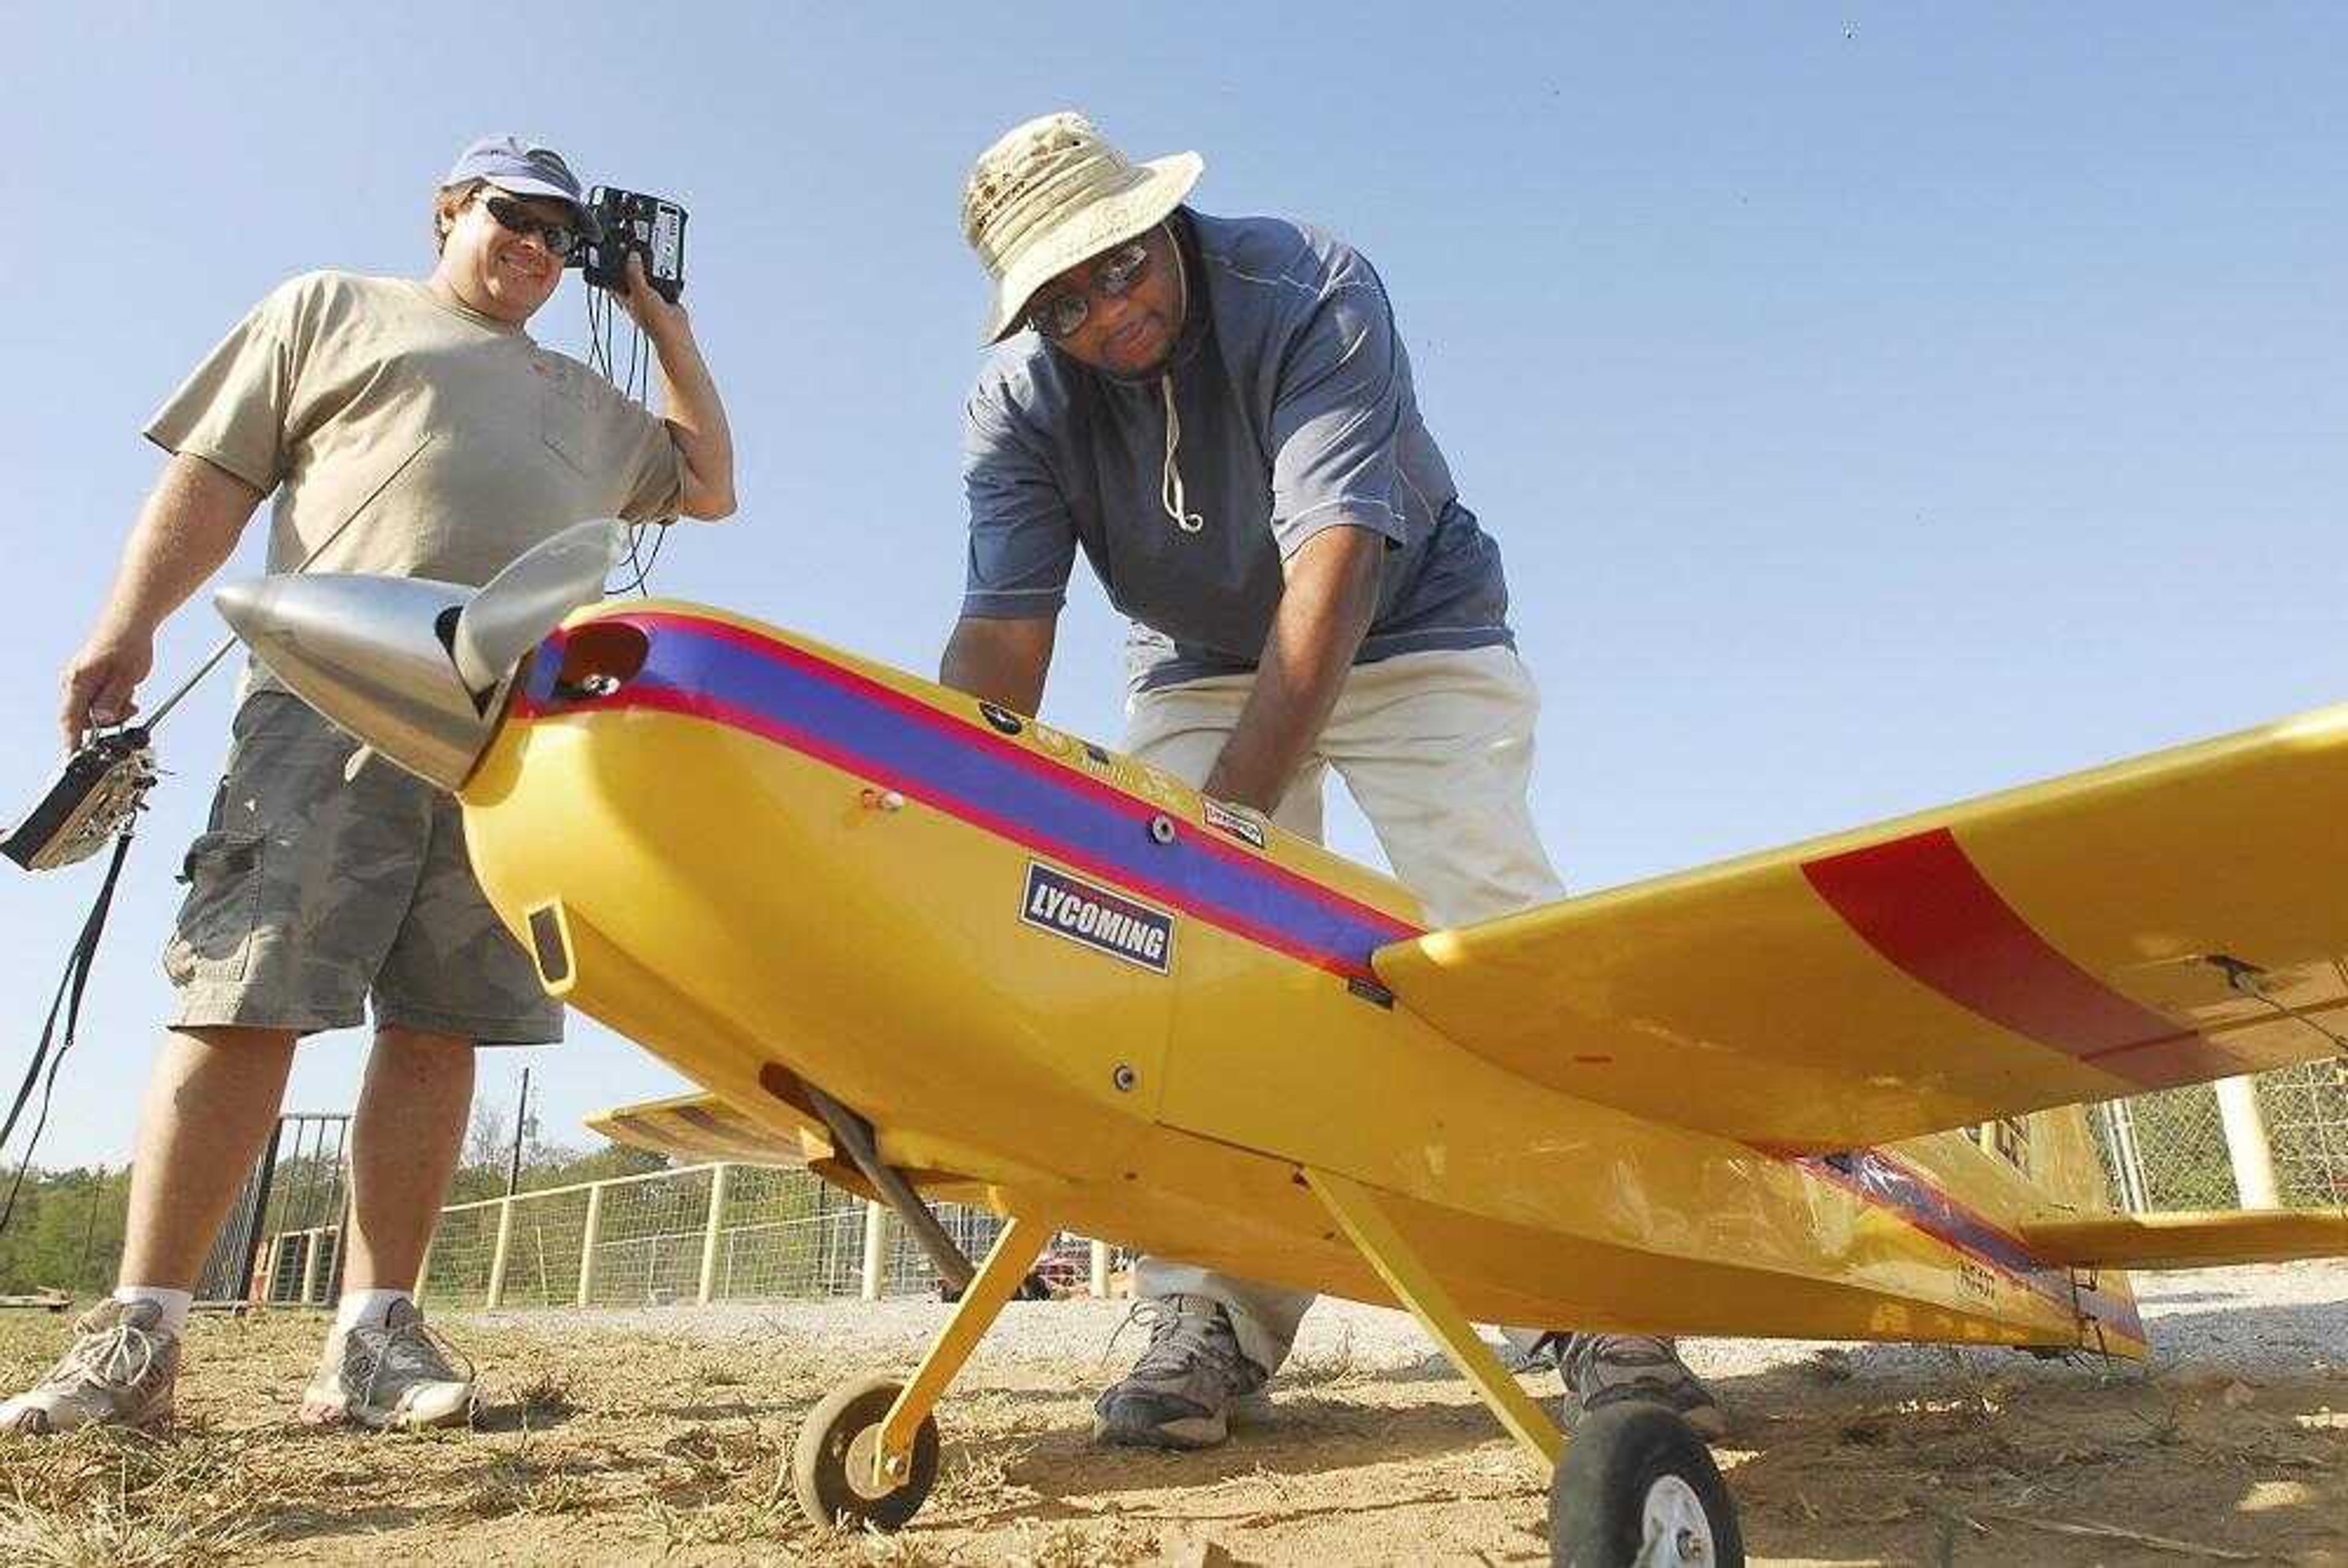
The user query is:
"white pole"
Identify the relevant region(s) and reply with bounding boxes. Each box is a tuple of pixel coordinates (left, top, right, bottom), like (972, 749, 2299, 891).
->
(1090, 1239, 1110, 1299)
(2099, 1101, 2151, 1213)
(2214, 1075, 2282, 1209)
(487, 1198, 516, 1308)
(577, 1182, 605, 1308)
(696, 1164, 731, 1305)
(860, 1201, 887, 1301)
(300, 1229, 327, 1305)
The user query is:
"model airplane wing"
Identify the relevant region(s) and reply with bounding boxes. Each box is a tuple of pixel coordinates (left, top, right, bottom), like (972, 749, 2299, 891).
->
(1376, 702, 2348, 1152)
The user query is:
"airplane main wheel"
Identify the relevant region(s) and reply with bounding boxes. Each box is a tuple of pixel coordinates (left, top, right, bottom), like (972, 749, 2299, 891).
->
(1549, 1404, 1743, 1567)
(790, 1374, 939, 1533)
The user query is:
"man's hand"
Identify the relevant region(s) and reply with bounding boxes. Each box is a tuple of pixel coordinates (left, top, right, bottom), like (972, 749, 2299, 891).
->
(618, 251, 689, 339)
(59, 625, 155, 750)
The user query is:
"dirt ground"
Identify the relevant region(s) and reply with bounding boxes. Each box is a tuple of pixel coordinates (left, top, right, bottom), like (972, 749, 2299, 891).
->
(0, 1261, 2341, 1567)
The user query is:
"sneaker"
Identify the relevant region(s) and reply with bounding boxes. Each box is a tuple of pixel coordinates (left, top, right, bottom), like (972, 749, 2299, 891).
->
(300, 1300, 476, 1430)
(0, 1298, 180, 1435)
(1548, 1332, 1730, 1440)
(1091, 1293, 1269, 1450)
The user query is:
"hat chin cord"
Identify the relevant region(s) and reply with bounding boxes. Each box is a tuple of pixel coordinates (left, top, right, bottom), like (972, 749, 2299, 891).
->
(1158, 234, 1205, 534)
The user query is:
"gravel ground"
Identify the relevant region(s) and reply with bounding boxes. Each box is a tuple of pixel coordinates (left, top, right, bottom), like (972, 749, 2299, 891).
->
(480, 1256, 2348, 1388)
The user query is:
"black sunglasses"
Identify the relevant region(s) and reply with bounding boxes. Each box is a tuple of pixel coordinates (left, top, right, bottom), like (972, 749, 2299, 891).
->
(1027, 239, 1153, 341)
(483, 195, 581, 259)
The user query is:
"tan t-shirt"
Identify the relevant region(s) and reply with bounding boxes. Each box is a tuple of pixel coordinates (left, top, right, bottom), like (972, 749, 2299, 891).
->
(146, 270, 684, 692)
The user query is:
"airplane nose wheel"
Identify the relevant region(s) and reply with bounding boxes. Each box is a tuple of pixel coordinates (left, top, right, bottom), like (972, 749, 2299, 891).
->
(790, 1374, 940, 1533)
(1548, 1404, 1743, 1567)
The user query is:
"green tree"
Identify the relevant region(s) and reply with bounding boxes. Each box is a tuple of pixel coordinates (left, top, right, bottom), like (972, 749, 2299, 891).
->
(0, 1166, 130, 1297)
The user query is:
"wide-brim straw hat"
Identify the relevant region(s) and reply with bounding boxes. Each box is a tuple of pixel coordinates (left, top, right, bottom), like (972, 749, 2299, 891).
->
(963, 112, 1203, 345)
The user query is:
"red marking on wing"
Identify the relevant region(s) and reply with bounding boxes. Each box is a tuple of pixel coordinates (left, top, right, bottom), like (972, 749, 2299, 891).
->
(1802, 828, 2240, 1089)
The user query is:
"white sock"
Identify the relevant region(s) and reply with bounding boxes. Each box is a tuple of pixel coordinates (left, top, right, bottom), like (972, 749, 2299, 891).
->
(111, 1286, 193, 1338)
(333, 1289, 412, 1337)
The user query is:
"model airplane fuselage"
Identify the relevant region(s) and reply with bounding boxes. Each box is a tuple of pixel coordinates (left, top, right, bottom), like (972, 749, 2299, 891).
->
(476, 601, 2155, 1349)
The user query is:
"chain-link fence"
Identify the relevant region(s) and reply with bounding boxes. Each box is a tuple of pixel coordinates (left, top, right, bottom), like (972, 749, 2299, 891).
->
(224, 1057, 2346, 1313)
(352, 1163, 1112, 1312)
(2098, 1058, 2348, 1212)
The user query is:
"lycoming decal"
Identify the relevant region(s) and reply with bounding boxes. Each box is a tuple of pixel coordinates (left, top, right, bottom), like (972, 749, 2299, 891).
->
(1021, 862, 1173, 974)
(1202, 797, 1268, 851)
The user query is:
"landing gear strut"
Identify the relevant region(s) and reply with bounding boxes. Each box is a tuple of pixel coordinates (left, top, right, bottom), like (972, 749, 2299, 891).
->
(1300, 1165, 1743, 1568)
(788, 1212, 1056, 1532)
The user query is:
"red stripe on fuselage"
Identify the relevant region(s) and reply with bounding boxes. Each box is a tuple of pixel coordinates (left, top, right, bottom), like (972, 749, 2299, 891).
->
(1801, 828, 2240, 1088)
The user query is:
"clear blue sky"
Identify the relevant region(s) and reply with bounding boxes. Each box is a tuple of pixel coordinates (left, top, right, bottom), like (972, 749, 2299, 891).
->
(7, 4, 2346, 1169)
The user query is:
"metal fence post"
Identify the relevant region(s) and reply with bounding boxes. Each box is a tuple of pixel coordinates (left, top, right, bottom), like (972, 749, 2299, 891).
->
(859, 1200, 887, 1300)
(696, 1164, 731, 1305)
(487, 1196, 517, 1308)
(2215, 1075, 2282, 1209)
(577, 1180, 605, 1308)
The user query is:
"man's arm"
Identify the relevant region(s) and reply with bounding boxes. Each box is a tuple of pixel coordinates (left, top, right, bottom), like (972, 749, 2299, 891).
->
(1200, 524, 1385, 812)
(939, 613, 1058, 716)
(623, 254, 736, 521)
(59, 452, 266, 748)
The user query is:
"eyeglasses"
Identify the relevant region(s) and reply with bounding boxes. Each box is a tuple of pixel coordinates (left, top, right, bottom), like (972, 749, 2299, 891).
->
(1027, 239, 1153, 340)
(482, 195, 580, 259)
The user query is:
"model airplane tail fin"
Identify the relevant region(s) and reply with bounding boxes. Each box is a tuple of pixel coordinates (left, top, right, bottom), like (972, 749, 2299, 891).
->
(588, 1091, 818, 1166)
(2021, 1207, 2348, 1271)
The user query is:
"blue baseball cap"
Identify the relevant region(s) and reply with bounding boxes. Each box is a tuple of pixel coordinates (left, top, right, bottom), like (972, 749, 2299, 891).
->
(441, 136, 603, 242)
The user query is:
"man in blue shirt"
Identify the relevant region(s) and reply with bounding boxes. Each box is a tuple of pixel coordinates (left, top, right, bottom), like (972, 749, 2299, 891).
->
(945, 112, 1725, 1451)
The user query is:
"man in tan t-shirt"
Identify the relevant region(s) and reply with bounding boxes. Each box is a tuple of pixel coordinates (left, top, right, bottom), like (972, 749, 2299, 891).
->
(2, 136, 736, 1435)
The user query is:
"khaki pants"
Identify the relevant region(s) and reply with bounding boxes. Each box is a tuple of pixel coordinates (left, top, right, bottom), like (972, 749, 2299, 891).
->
(1124, 645, 1564, 1373)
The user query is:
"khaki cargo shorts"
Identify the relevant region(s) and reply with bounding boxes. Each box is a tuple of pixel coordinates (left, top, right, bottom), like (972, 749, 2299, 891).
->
(164, 691, 561, 1045)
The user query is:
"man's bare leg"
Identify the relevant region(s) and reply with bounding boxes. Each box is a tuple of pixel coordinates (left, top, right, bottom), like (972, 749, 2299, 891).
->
(299, 1026, 478, 1430)
(116, 1025, 300, 1289)
(340, 1026, 474, 1294)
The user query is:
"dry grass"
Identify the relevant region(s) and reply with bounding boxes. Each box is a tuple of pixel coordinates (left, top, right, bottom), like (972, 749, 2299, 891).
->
(0, 1424, 271, 1566)
(0, 1310, 847, 1565)
(0, 1279, 2339, 1566)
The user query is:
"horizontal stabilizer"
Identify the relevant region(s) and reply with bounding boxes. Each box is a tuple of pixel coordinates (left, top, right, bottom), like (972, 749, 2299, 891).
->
(587, 1091, 820, 1166)
(2022, 1207, 2348, 1271)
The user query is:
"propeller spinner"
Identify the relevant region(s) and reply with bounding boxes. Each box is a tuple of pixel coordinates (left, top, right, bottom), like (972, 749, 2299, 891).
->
(213, 520, 628, 789)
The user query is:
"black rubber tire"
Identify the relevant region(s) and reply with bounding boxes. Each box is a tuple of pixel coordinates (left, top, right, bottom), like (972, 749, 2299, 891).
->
(789, 1374, 940, 1533)
(1549, 1404, 1744, 1567)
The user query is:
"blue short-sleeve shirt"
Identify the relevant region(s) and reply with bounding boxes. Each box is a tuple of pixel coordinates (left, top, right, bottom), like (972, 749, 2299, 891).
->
(961, 210, 1513, 692)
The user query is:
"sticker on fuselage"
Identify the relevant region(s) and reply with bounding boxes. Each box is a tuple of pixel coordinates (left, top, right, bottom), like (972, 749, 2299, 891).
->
(1021, 862, 1173, 975)
(978, 702, 1024, 736)
(1201, 797, 1268, 851)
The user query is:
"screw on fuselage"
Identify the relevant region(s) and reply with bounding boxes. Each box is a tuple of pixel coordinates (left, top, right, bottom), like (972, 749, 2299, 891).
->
(1112, 1064, 1138, 1092)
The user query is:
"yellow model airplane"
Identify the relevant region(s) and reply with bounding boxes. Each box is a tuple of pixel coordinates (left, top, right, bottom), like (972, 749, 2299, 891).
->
(218, 523, 2348, 1567)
